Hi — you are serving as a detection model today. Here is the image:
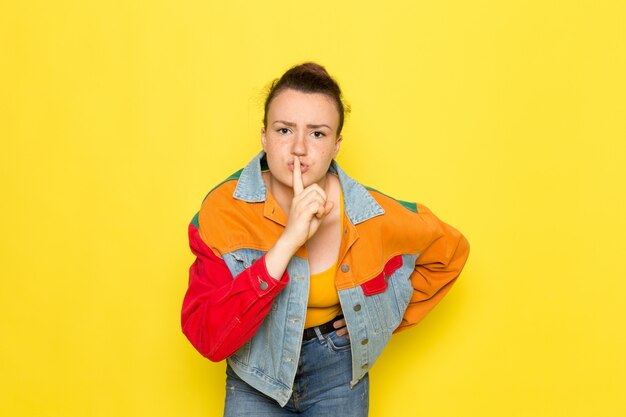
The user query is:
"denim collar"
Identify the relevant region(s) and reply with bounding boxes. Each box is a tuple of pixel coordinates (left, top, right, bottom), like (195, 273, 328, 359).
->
(233, 151, 384, 225)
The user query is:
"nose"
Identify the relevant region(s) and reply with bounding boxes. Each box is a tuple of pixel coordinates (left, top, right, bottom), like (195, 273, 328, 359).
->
(291, 131, 306, 156)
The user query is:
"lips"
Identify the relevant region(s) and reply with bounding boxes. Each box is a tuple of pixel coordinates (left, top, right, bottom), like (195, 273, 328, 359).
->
(288, 161, 309, 173)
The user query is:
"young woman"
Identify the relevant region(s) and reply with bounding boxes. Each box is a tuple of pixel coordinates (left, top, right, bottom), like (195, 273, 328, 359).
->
(182, 63, 470, 416)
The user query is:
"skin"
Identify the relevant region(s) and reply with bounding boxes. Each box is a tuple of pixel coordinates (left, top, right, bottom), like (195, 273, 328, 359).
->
(262, 88, 349, 338)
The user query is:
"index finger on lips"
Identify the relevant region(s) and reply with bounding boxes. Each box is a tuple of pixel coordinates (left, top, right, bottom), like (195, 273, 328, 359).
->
(292, 156, 304, 195)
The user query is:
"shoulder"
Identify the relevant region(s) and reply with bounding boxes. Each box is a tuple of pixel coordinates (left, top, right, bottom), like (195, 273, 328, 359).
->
(199, 169, 244, 207)
(365, 185, 419, 215)
(189, 171, 239, 225)
(366, 186, 440, 229)
(358, 185, 447, 250)
(191, 169, 277, 254)
(372, 187, 445, 232)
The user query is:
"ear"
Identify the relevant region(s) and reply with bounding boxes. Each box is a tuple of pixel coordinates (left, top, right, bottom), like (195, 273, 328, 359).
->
(261, 127, 267, 151)
(333, 135, 343, 158)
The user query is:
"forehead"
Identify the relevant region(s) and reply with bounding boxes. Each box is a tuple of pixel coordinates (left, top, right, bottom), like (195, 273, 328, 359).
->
(268, 89, 339, 127)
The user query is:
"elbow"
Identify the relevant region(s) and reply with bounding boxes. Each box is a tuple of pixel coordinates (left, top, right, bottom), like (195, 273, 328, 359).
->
(181, 311, 239, 363)
(181, 323, 227, 363)
(453, 234, 470, 276)
(459, 234, 470, 261)
(205, 349, 230, 363)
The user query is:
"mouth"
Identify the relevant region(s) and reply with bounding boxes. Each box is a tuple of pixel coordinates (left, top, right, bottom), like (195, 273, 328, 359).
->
(288, 161, 309, 173)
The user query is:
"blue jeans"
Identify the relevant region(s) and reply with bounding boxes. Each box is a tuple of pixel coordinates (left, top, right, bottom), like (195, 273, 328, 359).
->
(223, 328, 369, 416)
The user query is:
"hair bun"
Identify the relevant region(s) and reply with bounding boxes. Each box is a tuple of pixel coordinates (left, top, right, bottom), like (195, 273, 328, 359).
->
(295, 62, 330, 77)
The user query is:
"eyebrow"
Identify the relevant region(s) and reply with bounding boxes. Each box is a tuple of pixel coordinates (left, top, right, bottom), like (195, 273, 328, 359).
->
(272, 120, 333, 130)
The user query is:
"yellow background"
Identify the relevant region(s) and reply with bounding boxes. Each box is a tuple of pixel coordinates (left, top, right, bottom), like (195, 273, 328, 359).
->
(2, 1, 625, 416)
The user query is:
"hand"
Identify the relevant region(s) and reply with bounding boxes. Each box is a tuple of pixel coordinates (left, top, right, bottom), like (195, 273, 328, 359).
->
(264, 156, 334, 278)
(280, 156, 334, 250)
(333, 317, 350, 339)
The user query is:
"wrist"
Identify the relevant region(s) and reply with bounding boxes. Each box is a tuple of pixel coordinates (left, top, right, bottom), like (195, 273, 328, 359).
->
(275, 232, 303, 255)
(265, 237, 300, 280)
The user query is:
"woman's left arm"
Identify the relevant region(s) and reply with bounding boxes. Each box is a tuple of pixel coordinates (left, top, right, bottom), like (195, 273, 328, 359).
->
(395, 204, 470, 333)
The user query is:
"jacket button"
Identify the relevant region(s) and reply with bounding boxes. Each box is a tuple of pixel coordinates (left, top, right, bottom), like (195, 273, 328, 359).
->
(353, 304, 361, 312)
(259, 280, 268, 290)
(341, 264, 350, 273)
(361, 338, 369, 345)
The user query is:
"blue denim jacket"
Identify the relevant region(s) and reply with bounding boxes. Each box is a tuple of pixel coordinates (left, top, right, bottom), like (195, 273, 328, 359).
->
(220, 151, 420, 407)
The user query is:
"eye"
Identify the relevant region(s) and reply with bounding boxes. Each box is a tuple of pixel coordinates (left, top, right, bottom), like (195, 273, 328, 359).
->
(276, 127, 291, 135)
(312, 131, 326, 138)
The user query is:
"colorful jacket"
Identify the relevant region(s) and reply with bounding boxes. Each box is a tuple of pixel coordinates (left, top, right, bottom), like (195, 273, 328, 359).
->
(181, 151, 469, 406)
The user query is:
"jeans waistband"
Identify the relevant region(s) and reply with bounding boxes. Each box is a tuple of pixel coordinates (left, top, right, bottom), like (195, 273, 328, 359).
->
(302, 314, 344, 341)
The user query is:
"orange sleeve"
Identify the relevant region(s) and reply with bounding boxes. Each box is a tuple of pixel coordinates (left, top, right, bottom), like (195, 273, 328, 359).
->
(395, 204, 470, 332)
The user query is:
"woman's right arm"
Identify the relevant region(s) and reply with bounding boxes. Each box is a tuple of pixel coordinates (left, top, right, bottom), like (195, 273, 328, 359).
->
(182, 157, 333, 362)
(181, 222, 289, 362)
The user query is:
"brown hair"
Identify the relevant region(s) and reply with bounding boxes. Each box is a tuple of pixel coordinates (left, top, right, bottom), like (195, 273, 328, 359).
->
(263, 62, 349, 134)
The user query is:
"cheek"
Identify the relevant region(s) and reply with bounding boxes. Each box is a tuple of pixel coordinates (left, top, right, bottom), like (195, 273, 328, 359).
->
(319, 147, 333, 158)
(264, 142, 279, 157)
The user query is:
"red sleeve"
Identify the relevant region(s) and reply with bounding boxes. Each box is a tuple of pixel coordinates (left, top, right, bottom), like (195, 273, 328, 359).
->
(181, 222, 289, 362)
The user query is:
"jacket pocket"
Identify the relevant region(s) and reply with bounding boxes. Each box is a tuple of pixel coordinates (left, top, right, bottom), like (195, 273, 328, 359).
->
(360, 255, 405, 333)
(360, 255, 403, 296)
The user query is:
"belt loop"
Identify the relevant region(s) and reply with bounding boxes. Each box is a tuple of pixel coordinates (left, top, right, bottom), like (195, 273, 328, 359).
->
(314, 326, 326, 344)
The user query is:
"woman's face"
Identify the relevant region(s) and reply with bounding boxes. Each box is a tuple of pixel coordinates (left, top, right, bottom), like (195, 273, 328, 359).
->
(262, 88, 342, 193)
